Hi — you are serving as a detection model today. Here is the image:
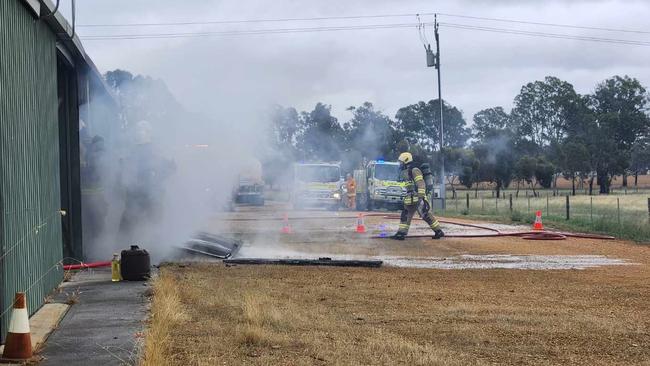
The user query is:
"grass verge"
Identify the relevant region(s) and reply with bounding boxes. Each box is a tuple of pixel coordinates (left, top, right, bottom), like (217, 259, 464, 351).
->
(445, 209, 650, 243)
(140, 274, 188, 366)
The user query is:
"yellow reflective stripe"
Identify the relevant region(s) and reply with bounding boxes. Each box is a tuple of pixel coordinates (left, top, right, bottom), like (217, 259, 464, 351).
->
(414, 175, 424, 182)
(430, 220, 439, 229)
(398, 224, 409, 228)
(417, 189, 426, 194)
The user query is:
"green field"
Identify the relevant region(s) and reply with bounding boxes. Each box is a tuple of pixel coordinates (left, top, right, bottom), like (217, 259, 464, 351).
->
(441, 189, 650, 243)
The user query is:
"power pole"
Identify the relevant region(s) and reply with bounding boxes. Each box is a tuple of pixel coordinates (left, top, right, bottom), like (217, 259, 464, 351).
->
(425, 15, 445, 209)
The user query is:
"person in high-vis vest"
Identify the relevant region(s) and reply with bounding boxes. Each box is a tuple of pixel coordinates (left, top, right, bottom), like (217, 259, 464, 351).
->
(345, 173, 356, 209)
(391, 152, 445, 240)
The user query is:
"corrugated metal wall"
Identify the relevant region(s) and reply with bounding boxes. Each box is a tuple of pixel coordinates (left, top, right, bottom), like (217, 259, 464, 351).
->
(0, 0, 64, 339)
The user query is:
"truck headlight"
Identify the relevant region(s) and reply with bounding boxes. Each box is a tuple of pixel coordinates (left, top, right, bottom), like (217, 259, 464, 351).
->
(332, 192, 341, 200)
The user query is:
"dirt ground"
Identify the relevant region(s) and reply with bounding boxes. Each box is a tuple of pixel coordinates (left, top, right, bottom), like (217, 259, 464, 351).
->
(145, 203, 650, 365)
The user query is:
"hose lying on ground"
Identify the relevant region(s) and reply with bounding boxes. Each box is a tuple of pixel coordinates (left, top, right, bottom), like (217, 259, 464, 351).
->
(218, 212, 615, 241)
(368, 214, 614, 240)
(63, 261, 112, 271)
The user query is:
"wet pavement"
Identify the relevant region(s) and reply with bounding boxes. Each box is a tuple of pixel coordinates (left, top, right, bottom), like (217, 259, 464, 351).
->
(40, 268, 148, 366)
(207, 201, 633, 271)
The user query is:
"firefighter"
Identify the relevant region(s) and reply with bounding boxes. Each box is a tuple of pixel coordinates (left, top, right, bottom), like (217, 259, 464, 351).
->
(391, 152, 444, 240)
(345, 173, 356, 209)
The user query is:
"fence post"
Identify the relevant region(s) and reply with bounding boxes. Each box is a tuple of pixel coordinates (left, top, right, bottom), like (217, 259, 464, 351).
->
(496, 197, 499, 213)
(617, 197, 621, 226)
(481, 197, 484, 213)
(509, 194, 513, 212)
(546, 194, 549, 216)
(565, 195, 570, 220)
(466, 193, 470, 212)
(590, 197, 593, 224)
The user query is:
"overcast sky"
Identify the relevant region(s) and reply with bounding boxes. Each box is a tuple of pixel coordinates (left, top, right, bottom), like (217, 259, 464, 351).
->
(63, 0, 650, 125)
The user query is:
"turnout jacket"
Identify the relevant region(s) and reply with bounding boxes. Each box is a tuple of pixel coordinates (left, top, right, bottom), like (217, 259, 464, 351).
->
(401, 167, 426, 206)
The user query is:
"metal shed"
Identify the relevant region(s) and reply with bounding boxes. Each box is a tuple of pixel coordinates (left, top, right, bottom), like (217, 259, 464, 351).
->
(0, 0, 119, 340)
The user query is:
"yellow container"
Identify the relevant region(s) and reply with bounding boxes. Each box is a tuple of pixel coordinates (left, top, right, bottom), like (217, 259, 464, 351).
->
(111, 253, 121, 282)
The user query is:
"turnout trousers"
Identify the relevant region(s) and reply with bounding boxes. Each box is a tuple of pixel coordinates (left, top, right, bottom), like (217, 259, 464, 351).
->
(396, 201, 440, 235)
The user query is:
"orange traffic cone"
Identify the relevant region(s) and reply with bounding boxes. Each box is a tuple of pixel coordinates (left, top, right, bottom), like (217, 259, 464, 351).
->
(281, 213, 292, 234)
(356, 213, 366, 233)
(533, 210, 544, 231)
(2, 293, 32, 361)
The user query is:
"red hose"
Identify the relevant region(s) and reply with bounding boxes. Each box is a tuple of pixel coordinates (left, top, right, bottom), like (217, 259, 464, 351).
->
(219, 212, 615, 241)
(63, 261, 112, 270)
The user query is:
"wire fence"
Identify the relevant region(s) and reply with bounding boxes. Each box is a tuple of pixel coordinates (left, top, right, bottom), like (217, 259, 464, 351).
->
(441, 190, 650, 240)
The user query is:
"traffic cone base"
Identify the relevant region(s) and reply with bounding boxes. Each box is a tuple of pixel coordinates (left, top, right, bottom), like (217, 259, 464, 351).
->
(2, 293, 32, 361)
(281, 214, 292, 234)
(533, 210, 544, 231)
(356, 213, 366, 233)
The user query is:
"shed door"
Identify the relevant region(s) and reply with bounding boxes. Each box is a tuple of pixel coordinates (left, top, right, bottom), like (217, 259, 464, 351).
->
(57, 52, 82, 261)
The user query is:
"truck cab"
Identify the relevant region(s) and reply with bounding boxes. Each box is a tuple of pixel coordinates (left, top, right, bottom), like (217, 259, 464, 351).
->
(354, 160, 406, 210)
(292, 163, 343, 210)
(231, 158, 265, 207)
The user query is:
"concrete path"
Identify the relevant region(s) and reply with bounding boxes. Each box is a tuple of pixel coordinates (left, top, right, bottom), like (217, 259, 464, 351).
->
(39, 269, 149, 365)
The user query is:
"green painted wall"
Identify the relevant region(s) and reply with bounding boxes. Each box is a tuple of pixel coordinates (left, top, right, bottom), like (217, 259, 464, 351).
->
(0, 0, 64, 339)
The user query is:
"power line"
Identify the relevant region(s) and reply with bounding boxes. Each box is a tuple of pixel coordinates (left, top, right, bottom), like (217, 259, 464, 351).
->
(440, 22, 650, 47)
(77, 12, 433, 28)
(80, 21, 650, 47)
(437, 12, 650, 35)
(76, 11, 650, 36)
(81, 22, 433, 40)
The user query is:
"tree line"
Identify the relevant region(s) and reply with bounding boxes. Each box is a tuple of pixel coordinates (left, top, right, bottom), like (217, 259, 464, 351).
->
(267, 75, 650, 196)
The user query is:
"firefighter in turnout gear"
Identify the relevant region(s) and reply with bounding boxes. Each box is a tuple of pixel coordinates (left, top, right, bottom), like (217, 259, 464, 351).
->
(391, 152, 445, 240)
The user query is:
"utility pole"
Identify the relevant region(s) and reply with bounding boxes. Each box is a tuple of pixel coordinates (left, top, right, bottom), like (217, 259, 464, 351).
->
(425, 15, 445, 209)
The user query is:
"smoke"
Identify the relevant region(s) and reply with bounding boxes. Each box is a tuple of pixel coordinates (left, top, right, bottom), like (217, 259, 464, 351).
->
(81, 72, 269, 262)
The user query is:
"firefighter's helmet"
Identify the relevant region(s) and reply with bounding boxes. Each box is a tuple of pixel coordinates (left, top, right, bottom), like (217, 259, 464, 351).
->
(398, 152, 413, 165)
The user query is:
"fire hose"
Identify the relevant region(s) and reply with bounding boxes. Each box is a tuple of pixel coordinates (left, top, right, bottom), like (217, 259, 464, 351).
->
(221, 213, 615, 241)
(365, 213, 614, 240)
(63, 261, 112, 271)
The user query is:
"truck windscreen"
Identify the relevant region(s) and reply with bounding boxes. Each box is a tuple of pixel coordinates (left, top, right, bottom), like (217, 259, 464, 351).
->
(374, 164, 400, 181)
(296, 166, 341, 183)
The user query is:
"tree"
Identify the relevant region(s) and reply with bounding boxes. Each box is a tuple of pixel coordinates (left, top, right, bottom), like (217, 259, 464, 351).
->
(512, 76, 582, 149)
(296, 103, 343, 162)
(589, 75, 649, 193)
(442, 147, 467, 197)
(534, 157, 555, 190)
(472, 107, 511, 140)
(472, 129, 515, 198)
(457, 151, 480, 195)
(395, 99, 471, 152)
(264, 105, 301, 188)
(630, 137, 650, 186)
(560, 142, 590, 195)
(342, 102, 397, 165)
(514, 155, 537, 196)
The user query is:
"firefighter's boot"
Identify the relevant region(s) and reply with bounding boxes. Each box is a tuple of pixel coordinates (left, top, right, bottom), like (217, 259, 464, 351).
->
(432, 229, 445, 240)
(390, 232, 406, 241)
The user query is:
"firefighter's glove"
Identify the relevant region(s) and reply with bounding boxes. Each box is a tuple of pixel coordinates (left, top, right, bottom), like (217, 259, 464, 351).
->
(422, 199, 430, 213)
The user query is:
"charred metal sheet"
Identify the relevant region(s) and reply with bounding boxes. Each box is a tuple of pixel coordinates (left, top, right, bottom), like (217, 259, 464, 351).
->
(223, 257, 383, 268)
(183, 233, 242, 259)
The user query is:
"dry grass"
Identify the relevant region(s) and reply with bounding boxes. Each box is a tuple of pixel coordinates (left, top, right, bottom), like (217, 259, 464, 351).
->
(64, 288, 80, 305)
(140, 273, 188, 366)
(142, 258, 650, 365)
